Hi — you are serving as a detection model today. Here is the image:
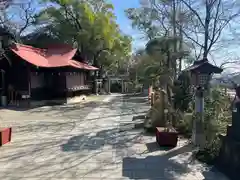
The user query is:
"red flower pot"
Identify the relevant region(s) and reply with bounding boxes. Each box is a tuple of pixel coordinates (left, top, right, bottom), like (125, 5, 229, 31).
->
(156, 127, 178, 147)
(0, 127, 12, 146)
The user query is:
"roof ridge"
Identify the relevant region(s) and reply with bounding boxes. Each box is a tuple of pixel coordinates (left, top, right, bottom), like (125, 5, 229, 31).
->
(13, 43, 47, 57)
(14, 43, 46, 51)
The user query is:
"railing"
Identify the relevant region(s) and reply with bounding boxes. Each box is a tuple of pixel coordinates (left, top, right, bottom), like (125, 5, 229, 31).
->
(219, 88, 235, 98)
(67, 84, 92, 91)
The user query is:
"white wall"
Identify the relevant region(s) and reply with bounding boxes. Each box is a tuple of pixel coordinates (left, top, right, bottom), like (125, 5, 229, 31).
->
(66, 72, 85, 89)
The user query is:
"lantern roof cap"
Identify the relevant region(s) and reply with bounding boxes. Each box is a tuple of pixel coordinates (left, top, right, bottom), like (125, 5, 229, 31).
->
(184, 58, 223, 74)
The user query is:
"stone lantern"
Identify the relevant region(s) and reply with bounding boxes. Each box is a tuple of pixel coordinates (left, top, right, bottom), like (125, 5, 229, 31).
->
(186, 58, 223, 88)
(184, 58, 223, 147)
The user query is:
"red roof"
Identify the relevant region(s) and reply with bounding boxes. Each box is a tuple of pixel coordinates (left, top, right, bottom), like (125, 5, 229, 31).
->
(10, 43, 98, 70)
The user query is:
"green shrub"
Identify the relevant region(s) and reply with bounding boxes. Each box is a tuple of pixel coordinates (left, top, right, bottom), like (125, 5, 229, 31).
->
(195, 136, 222, 165)
(195, 87, 231, 164)
(173, 87, 231, 164)
(175, 113, 192, 138)
(173, 72, 192, 112)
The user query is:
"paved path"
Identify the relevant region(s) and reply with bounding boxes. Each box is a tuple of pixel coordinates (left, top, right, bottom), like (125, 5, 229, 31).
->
(0, 94, 229, 180)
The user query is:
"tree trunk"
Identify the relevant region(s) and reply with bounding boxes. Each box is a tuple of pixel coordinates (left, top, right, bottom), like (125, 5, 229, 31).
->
(172, 0, 177, 79)
(203, 2, 211, 58)
(178, 0, 183, 73)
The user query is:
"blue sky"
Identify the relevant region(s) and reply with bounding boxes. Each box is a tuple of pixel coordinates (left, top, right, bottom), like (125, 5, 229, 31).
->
(109, 0, 146, 51)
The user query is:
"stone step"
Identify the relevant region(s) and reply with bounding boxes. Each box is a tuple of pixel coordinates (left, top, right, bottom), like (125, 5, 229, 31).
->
(132, 114, 146, 121)
(119, 121, 144, 131)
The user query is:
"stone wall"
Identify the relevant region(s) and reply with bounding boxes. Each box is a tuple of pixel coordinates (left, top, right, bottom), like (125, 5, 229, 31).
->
(216, 101, 240, 180)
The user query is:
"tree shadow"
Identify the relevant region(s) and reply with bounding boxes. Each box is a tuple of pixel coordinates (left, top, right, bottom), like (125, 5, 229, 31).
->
(0, 92, 229, 179)
(145, 141, 175, 152)
(14, 121, 77, 136)
(16, 99, 120, 121)
(122, 144, 193, 179)
(0, 135, 103, 179)
(201, 167, 230, 180)
(0, 94, 110, 112)
(132, 114, 146, 121)
(0, 101, 104, 124)
(60, 128, 143, 153)
(122, 94, 149, 104)
(0, 98, 67, 112)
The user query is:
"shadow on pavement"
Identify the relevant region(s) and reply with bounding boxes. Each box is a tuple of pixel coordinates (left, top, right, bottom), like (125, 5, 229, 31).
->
(60, 128, 143, 153)
(122, 94, 149, 104)
(0, 93, 224, 179)
(60, 127, 210, 180)
(14, 94, 149, 120)
(122, 144, 193, 180)
(145, 141, 175, 152)
(202, 168, 229, 180)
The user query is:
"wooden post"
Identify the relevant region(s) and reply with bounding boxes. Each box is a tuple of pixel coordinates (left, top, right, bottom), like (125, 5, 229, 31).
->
(122, 79, 124, 93)
(0, 70, 7, 106)
(151, 92, 154, 106)
(148, 86, 152, 100)
(27, 68, 31, 107)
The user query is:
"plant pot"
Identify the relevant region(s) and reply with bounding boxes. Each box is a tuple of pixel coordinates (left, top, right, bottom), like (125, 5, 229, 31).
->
(0, 127, 12, 146)
(156, 127, 178, 147)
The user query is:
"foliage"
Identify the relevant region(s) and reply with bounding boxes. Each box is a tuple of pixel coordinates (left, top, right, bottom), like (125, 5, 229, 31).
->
(174, 112, 192, 138)
(191, 88, 231, 164)
(25, 0, 132, 72)
(144, 37, 189, 81)
(128, 50, 153, 82)
(172, 86, 231, 164)
(172, 71, 192, 112)
(125, 0, 190, 69)
(0, 26, 16, 65)
(126, 0, 240, 61)
(141, 36, 191, 129)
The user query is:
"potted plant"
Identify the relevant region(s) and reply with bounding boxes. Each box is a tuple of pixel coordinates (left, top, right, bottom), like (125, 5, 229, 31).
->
(156, 109, 178, 147)
(0, 127, 12, 146)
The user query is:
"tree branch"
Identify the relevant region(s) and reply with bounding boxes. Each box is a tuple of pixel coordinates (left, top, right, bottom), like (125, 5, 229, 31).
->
(180, 27, 204, 48)
(62, 4, 82, 30)
(180, 0, 205, 27)
(93, 48, 111, 66)
(18, 2, 35, 37)
(220, 60, 240, 68)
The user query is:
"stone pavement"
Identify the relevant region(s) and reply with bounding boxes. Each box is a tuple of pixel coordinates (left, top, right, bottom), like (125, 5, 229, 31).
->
(0, 94, 229, 180)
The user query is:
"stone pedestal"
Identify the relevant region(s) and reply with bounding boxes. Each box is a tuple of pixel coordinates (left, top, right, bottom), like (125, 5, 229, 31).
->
(104, 79, 110, 93)
(192, 88, 205, 148)
(94, 79, 102, 95)
(216, 101, 240, 180)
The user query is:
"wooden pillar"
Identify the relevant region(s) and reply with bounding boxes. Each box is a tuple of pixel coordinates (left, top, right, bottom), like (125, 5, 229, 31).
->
(108, 78, 111, 94)
(121, 79, 124, 93)
(27, 69, 31, 107)
(1, 70, 7, 106)
(95, 79, 98, 95)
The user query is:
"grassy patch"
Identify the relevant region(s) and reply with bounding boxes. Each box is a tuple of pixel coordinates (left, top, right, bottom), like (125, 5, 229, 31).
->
(175, 113, 192, 138)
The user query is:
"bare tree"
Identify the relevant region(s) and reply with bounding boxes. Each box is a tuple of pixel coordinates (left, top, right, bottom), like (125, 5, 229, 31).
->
(0, 0, 12, 9)
(0, 0, 36, 42)
(179, 0, 240, 59)
(127, 0, 240, 65)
